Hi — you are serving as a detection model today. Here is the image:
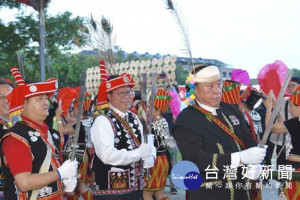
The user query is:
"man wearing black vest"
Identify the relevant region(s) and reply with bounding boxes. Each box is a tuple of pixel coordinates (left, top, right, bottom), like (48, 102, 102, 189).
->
(0, 79, 14, 199)
(91, 63, 156, 200)
(174, 65, 267, 200)
(1, 67, 78, 200)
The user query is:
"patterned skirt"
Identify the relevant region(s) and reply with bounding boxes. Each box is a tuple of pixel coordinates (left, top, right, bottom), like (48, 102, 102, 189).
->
(78, 147, 95, 185)
(143, 153, 169, 191)
(284, 168, 300, 200)
(249, 180, 262, 200)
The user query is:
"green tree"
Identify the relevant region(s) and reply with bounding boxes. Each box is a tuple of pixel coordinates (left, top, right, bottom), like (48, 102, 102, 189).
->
(0, 3, 83, 81)
(51, 53, 99, 87)
(1, 0, 22, 9)
(175, 63, 189, 85)
(292, 68, 300, 77)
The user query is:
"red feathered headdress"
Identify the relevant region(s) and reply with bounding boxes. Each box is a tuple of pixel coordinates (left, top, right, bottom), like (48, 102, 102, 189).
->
(7, 66, 58, 118)
(97, 60, 135, 110)
(7, 67, 57, 117)
(57, 87, 78, 116)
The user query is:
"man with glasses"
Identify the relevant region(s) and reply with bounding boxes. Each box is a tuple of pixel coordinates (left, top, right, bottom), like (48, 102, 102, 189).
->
(0, 79, 14, 135)
(287, 76, 300, 95)
(0, 79, 14, 200)
(91, 70, 156, 200)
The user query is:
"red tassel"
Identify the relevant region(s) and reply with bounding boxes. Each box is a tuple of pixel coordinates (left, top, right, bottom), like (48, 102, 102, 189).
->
(66, 194, 78, 200)
(82, 190, 94, 200)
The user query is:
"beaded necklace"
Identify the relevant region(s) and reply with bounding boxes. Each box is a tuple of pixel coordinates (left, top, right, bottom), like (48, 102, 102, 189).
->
(0, 117, 11, 129)
(21, 119, 57, 153)
(110, 110, 141, 146)
(192, 104, 246, 150)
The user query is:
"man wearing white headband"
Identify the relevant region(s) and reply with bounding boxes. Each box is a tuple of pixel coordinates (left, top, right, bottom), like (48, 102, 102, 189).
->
(174, 65, 267, 200)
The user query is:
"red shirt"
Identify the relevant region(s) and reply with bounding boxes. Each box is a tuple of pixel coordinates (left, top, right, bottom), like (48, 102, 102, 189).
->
(2, 115, 49, 176)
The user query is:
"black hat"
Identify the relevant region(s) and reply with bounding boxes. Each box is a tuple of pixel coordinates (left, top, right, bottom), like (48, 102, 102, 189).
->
(291, 76, 300, 84)
(240, 86, 262, 110)
(134, 90, 141, 101)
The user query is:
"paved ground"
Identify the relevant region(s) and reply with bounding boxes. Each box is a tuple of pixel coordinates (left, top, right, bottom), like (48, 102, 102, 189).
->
(75, 181, 279, 200)
(163, 178, 185, 200)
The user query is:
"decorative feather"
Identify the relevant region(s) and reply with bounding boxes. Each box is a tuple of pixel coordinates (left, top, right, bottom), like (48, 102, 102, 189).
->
(80, 25, 89, 34)
(164, 0, 193, 66)
(74, 15, 116, 74)
(257, 60, 289, 98)
(90, 14, 97, 30)
(166, 0, 174, 10)
(82, 15, 116, 74)
(231, 69, 250, 85)
(72, 35, 85, 46)
(101, 16, 113, 36)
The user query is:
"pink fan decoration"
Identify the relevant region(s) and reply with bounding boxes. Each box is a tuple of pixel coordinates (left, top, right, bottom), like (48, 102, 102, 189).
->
(169, 91, 181, 118)
(231, 69, 250, 85)
(257, 60, 289, 98)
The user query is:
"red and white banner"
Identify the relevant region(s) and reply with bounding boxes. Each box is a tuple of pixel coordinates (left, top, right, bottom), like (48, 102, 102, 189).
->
(178, 85, 186, 102)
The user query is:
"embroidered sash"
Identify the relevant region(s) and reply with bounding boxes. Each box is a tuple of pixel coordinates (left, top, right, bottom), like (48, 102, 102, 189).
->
(110, 110, 141, 146)
(21, 120, 62, 199)
(192, 104, 246, 150)
(244, 112, 258, 143)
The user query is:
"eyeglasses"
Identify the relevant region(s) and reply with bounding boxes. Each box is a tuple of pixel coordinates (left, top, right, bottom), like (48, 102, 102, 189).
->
(113, 90, 133, 98)
(0, 95, 7, 102)
(288, 83, 298, 89)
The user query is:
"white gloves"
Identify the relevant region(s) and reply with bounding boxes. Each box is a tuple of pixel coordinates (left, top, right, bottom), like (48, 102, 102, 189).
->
(139, 134, 155, 168)
(244, 164, 262, 180)
(147, 134, 154, 145)
(240, 146, 267, 164)
(63, 177, 77, 192)
(143, 156, 155, 168)
(57, 159, 78, 180)
(138, 143, 151, 159)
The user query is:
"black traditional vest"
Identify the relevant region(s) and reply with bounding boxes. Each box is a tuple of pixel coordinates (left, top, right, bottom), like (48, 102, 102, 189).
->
(92, 109, 143, 195)
(0, 119, 9, 195)
(2, 121, 64, 200)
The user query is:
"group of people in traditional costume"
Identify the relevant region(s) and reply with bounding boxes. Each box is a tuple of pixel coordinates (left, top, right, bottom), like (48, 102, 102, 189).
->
(0, 58, 299, 200)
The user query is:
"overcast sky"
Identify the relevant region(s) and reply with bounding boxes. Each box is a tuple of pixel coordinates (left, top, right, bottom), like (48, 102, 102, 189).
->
(1, 0, 300, 78)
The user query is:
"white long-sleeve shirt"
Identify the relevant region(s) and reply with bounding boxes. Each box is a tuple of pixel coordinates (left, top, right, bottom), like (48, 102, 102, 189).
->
(91, 104, 155, 166)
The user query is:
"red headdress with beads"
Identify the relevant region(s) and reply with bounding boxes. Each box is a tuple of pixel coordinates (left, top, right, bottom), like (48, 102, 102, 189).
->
(7, 66, 58, 118)
(97, 60, 135, 110)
